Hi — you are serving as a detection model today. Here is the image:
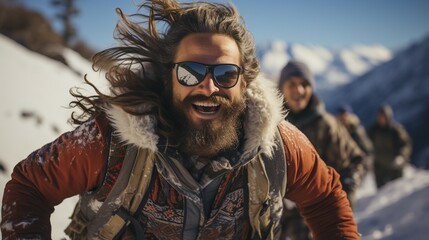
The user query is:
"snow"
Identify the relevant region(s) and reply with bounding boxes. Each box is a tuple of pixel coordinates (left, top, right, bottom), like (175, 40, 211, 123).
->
(324, 67, 350, 85)
(291, 44, 334, 75)
(355, 167, 429, 240)
(350, 45, 393, 64)
(0, 34, 101, 239)
(257, 40, 392, 90)
(339, 49, 373, 75)
(337, 45, 393, 76)
(260, 40, 289, 78)
(1, 34, 428, 239)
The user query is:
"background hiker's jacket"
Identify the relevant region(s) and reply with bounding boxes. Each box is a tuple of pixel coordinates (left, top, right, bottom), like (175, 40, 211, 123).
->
(1, 78, 359, 240)
(339, 112, 374, 173)
(286, 95, 365, 194)
(368, 105, 412, 184)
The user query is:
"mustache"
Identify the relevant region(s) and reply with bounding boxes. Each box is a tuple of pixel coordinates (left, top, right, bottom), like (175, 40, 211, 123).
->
(184, 93, 230, 105)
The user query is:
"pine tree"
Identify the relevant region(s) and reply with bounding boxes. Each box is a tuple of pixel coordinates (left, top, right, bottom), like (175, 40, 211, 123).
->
(51, 0, 79, 46)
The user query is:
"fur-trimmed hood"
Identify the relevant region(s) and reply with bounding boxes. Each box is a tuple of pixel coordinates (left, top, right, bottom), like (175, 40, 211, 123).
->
(105, 75, 285, 157)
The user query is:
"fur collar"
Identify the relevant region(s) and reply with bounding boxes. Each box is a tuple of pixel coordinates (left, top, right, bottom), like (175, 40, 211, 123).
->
(105, 76, 285, 157)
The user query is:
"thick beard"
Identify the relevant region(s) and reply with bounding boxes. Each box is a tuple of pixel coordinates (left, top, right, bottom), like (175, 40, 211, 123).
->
(172, 93, 246, 158)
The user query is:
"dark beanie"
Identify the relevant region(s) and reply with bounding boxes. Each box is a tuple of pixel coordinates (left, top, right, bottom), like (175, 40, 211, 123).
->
(378, 104, 394, 120)
(337, 104, 353, 114)
(278, 60, 315, 89)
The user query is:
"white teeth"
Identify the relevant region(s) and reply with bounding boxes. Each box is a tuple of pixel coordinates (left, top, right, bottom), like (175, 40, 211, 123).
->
(193, 101, 220, 107)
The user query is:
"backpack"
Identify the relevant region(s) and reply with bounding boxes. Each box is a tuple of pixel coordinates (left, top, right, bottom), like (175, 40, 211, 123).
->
(65, 128, 287, 240)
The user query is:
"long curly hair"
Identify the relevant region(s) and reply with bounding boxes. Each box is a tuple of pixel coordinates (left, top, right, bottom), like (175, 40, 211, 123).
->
(70, 0, 260, 139)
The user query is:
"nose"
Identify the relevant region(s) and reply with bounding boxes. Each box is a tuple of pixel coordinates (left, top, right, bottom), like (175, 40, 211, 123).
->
(292, 84, 306, 94)
(198, 73, 220, 96)
(297, 84, 306, 94)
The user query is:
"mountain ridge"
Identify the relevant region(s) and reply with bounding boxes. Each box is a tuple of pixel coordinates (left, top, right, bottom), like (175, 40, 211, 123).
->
(256, 40, 392, 89)
(323, 34, 429, 168)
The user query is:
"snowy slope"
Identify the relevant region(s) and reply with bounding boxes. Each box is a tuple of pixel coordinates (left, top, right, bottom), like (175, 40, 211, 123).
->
(1, 34, 428, 239)
(0, 34, 104, 239)
(355, 167, 429, 240)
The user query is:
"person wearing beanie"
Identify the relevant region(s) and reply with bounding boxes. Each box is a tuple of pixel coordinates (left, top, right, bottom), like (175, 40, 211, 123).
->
(337, 103, 353, 115)
(368, 104, 412, 189)
(278, 60, 365, 240)
(277, 60, 316, 113)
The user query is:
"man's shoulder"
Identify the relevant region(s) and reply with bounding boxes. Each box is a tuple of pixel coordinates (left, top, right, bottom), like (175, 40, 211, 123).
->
(278, 120, 301, 135)
(390, 122, 411, 139)
(83, 111, 111, 131)
(278, 120, 315, 151)
(70, 111, 112, 147)
(391, 121, 407, 132)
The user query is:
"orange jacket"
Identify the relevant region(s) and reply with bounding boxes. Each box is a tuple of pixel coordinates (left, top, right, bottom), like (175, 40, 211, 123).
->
(279, 121, 359, 239)
(1, 114, 359, 239)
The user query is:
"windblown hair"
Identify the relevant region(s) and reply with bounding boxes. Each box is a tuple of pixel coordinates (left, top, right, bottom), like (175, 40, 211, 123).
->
(70, 0, 260, 139)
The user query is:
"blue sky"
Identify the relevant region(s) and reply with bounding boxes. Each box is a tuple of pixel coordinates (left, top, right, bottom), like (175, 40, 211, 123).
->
(22, 0, 429, 52)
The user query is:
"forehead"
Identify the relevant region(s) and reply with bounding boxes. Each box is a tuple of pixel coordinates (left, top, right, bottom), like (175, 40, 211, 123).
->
(284, 76, 309, 85)
(174, 33, 241, 65)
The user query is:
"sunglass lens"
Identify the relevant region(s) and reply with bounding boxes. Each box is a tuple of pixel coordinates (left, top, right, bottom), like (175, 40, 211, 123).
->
(213, 65, 240, 88)
(177, 62, 206, 86)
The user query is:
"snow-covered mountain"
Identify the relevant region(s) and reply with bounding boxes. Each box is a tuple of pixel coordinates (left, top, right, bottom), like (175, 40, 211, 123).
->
(323, 34, 429, 169)
(257, 40, 393, 90)
(1, 34, 429, 239)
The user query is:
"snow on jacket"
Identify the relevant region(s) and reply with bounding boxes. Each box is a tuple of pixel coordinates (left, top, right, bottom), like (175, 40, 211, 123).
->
(1, 78, 359, 239)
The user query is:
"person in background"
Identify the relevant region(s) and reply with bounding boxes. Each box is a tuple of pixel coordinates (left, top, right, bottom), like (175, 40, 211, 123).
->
(278, 60, 365, 240)
(1, 1, 359, 240)
(368, 104, 412, 189)
(337, 104, 374, 174)
(0, 161, 6, 173)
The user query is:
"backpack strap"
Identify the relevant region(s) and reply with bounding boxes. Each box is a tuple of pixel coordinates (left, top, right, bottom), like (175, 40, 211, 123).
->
(65, 131, 156, 239)
(65, 130, 127, 239)
(92, 146, 156, 239)
(248, 127, 287, 240)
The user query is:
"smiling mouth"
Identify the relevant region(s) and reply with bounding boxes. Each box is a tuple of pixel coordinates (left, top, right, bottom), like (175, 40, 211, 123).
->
(192, 101, 221, 114)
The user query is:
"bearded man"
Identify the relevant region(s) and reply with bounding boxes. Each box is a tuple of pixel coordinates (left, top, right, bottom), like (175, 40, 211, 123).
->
(2, 1, 359, 239)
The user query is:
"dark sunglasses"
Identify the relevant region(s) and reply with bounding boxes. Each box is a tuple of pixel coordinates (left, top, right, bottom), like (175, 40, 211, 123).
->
(174, 61, 242, 88)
